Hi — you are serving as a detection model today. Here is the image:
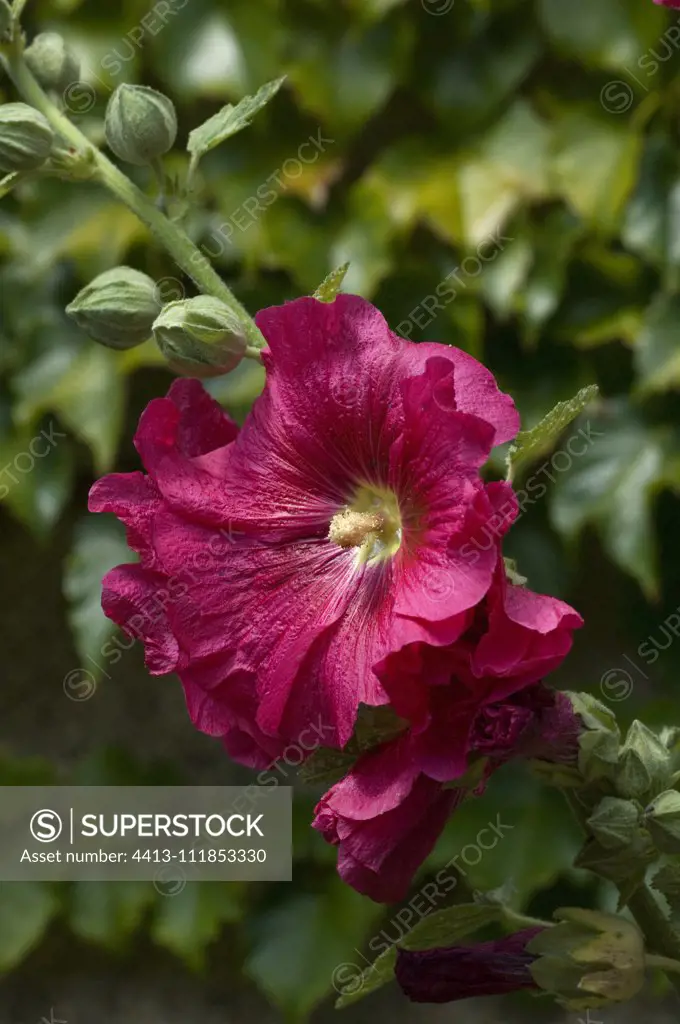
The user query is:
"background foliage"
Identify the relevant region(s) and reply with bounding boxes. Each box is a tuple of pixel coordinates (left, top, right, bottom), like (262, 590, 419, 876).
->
(3, 0, 680, 1020)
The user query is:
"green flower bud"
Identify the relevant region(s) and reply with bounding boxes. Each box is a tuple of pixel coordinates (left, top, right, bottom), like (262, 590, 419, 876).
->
(574, 832, 656, 889)
(152, 296, 248, 378)
(0, 102, 54, 172)
(105, 84, 177, 166)
(528, 908, 645, 1010)
(66, 266, 161, 350)
(645, 790, 680, 854)
(24, 33, 80, 95)
(587, 797, 640, 850)
(569, 692, 620, 783)
(616, 720, 671, 802)
(0, 0, 12, 41)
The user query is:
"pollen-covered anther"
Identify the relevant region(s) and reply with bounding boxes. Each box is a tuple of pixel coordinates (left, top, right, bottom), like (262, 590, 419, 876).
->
(328, 509, 385, 549)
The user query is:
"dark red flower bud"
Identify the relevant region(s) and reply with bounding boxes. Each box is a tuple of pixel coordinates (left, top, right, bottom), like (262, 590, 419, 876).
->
(395, 928, 544, 1003)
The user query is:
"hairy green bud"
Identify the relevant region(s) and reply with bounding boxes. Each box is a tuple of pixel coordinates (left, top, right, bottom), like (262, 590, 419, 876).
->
(645, 790, 680, 854)
(66, 266, 162, 350)
(616, 720, 670, 802)
(0, 102, 54, 172)
(105, 84, 177, 166)
(528, 908, 645, 1010)
(152, 296, 248, 378)
(586, 797, 640, 850)
(24, 33, 80, 95)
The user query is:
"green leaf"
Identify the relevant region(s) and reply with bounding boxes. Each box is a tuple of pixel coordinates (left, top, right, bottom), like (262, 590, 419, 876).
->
(635, 294, 680, 395)
(300, 704, 407, 784)
(313, 262, 350, 303)
(152, 882, 247, 969)
(400, 903, 503, 951)
(426, 768, 581, 905)
(298, 747, 355, 786)
(622, 137, 680, 273)
(187, 76, 286, 158)
(550, 405, 670, 598)
(0, 425, 75, 537)
(246, 878, 381, 1022)
(652, 863, 680, 928)
(0, 172, 25, 200)
(69, 881, 154, 948)
(456, 101, 552, 246)
(506, 384, 599, 480)
(63, 516, 134, 682)
(538, 0, 666, 70)
(15, 345, 125, 474)
(551, 112, 643, 234)
(0, 882, 59, 971)
(335, 946, 396, 1009)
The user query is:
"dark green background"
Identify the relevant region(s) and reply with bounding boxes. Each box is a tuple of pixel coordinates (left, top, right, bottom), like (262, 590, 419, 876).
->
(2, 0, 680, 1019)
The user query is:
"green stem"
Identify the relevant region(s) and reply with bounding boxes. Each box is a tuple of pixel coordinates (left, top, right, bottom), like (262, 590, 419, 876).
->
(562, 789, 680, 996)
(646, 954, 680, 976)
(1, 45, 266, 354)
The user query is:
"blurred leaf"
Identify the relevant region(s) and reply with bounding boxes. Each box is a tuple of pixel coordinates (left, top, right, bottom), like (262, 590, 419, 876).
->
(551, 404, 671, 598)
(0, 425, 75, 537)
(551, 112, 643, 234)
(480, 236, 533, 319)
(16, 346, 125, 473)
(246, 878, 381, 1022)
(313, 262, 350, 302)
(188, 77, 286, 158)
(622, 136, 680, 274)
(152, 882, 247, 969)
(289, 20, 412, 134)
(69, 881, 154, 948)
(507, 384, 599, 480)
(456, 102, 552, 245)
(424, 18, 541, 132)
(635, 294, 680, 395)
(0, 882, 59, 972)
(63, 517, 133, 682)
(425, 769, 581, 905)
(538, 0, 666, 70)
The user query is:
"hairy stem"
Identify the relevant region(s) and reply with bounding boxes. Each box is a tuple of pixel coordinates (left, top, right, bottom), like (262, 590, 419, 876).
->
(1, 44, 266, 355)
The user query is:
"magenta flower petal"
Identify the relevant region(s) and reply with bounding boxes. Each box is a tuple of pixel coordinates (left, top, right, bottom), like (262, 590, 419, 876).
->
(91, 295, 522, 754)
(313, 738, 461, 903)
(395, 929, 543, 1002)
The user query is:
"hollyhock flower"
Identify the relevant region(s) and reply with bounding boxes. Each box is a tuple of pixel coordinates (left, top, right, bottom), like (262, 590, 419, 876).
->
(313, 685, 581, 902)
(313, 574, 582, 902)
(395, 928, 544, 1002)
(90, 294, 520, 759)
(655, 1, 680, 8)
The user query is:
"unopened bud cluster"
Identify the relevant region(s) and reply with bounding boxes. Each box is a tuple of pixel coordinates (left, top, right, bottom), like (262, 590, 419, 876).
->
(562, 695, 680, 895)
(66, 267, 248, 376)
